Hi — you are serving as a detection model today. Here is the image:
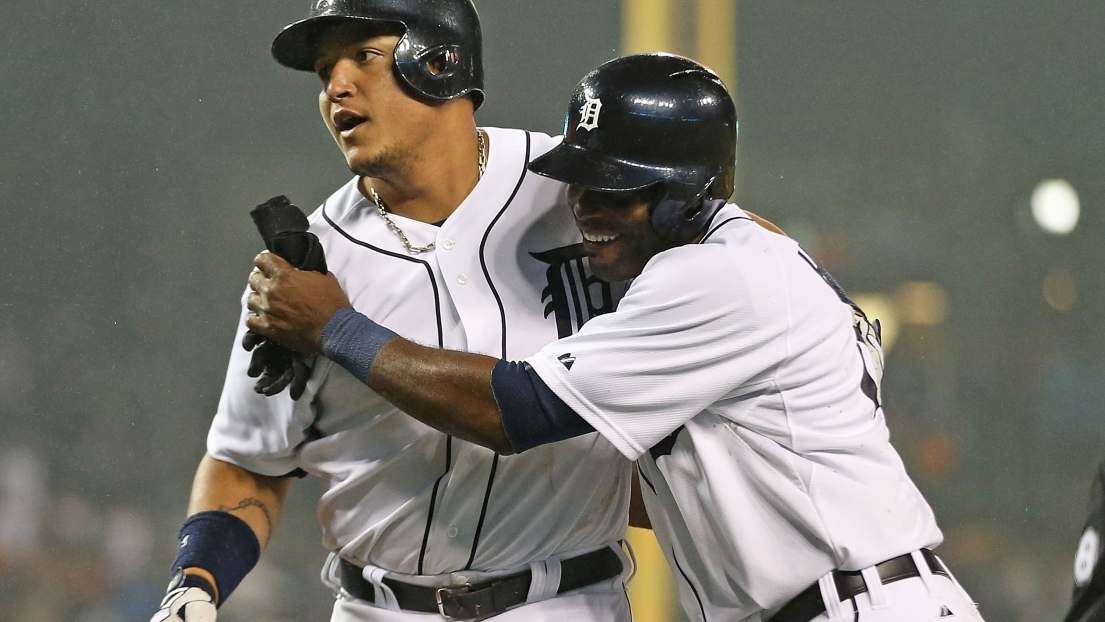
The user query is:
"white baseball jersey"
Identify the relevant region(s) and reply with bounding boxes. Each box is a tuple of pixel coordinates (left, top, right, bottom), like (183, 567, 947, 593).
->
(208, 128, 631, 580)
(527, 203, 943, 621)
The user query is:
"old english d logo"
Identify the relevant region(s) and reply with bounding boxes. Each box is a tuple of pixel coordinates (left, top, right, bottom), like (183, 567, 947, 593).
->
(577, 96, 603, 131)
(531, 244, 617, 338)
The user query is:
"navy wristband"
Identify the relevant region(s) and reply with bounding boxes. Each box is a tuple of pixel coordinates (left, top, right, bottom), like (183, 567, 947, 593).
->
(320, 307, 398, 382)
(171, 511, 261, 607)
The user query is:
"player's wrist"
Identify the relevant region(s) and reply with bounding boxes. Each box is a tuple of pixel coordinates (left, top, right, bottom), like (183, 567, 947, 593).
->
(169, 511, 261, 609)
(319, 307, 398, 383)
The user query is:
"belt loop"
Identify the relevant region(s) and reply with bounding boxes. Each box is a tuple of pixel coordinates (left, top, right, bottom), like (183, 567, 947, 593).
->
(617, 540, 637, 584)
(363, 566, 401, 611)
(817, 571, 847, 619)
(526, 556, 562, 604)
(321, 552, 342, 595)
(859, 566, 888, 609)
(910, 550, 939, 596)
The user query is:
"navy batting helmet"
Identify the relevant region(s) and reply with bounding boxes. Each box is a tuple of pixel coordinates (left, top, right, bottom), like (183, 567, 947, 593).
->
(529, 53, 737, 242)
(272, 0, 485, 110)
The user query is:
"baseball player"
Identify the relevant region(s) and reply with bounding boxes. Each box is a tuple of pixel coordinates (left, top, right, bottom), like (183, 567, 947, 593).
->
(151, 1, 638, 621)
(246, 54, 988, 622)
(1064, 458, 1105, 622)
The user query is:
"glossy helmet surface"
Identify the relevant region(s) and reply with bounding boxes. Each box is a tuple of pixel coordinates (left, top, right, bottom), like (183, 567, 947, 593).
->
(272, 0, 485, 109)
(530, 53, 737, 241)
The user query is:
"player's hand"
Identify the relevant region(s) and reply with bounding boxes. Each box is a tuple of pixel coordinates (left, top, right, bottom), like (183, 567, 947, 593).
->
(247, 253, 354, 356)
(149, 586, 217, 622)
(242, 196, 329, 398)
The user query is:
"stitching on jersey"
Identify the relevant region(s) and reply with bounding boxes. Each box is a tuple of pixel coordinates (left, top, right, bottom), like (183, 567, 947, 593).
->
(637, 463, 657, 494)
(321, 202, 454, 572)
(478, 130, 532, 359)
(464, 453, 500, 570)
(670, 545, 708, 621)
(462, 132, 532, 569)
(418, 435, 453, 574)
(321, 205, 445, 349)
(700, 215, 750, 243)
(331, 187, 364, 227)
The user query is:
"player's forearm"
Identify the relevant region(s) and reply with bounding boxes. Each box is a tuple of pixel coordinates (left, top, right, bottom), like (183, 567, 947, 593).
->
(370, 338, 515, 454)
(160, 454, 290, 608)
(188, 453, 291, 549)
(319, 309, 594, 456)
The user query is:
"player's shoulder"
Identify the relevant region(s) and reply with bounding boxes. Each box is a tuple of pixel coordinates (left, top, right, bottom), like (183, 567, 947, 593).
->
(481, 126, 562, 162)
(305, 176, 367, 233)
(660, 204, 774, 263)
(640, 204, 799, 299)
(634, 241, 739, 306)
(696, 204, 804, 267)
(479, 127, 569, 218)
(700, 204, 787, 244)
(528, 130, 563, 159)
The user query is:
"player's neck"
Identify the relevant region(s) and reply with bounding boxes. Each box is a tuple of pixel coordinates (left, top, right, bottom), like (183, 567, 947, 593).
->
(359, 121, 485, 224)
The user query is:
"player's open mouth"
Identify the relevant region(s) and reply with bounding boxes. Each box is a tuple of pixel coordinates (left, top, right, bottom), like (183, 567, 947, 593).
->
(333, 110, 368, 133)
(582, 232, 620, 243)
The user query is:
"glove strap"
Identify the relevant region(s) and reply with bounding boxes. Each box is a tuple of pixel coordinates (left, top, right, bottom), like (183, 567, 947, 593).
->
(167, 568, 218, 603)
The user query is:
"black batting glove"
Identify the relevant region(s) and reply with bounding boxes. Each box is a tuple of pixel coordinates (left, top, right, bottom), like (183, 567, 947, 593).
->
(244, 196, 328, 400)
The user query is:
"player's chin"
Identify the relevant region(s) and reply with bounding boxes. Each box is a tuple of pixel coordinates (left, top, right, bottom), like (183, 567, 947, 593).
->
(584, 242, 637, 282)
(344, 149, 384, 178)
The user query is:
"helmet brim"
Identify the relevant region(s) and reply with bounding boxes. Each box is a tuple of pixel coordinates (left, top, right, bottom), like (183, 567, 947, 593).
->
(528, 143, 666, 193)
(272, 16, 399, 71)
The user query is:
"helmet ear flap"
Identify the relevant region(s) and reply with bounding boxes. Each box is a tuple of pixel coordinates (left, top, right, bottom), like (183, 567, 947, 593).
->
(273, 0, 485, 108)
(650, 177, 726, 242)
(682, 198, 705, 222)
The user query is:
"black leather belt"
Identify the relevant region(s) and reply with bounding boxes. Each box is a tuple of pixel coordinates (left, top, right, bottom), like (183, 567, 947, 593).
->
(768, 549, 948, 622)
(339, 546, 623, 620)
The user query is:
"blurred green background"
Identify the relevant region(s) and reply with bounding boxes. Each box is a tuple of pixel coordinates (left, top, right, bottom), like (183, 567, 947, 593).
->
(1, 1, 1103, 620)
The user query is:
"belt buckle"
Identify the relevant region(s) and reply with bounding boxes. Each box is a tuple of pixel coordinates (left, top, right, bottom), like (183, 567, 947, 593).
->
(435, 582, 473, 621)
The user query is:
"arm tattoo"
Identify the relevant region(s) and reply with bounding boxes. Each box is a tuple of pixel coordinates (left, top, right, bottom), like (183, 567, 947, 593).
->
(218, 498, 275, 539)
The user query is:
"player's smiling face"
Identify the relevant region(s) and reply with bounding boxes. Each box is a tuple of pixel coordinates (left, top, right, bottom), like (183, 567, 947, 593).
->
(568, 185, 680, 282)
(313, 23, 440, 177)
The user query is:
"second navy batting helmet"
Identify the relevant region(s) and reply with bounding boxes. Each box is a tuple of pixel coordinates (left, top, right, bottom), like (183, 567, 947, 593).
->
(529, 53, 737, 242)
(272, 0, 485, 109)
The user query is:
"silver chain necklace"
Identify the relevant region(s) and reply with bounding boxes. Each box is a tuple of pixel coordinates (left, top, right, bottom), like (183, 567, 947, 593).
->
(371, 130, 487, 255)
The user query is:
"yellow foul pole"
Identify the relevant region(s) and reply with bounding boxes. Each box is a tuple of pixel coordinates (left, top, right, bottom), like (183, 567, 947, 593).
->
(618, 4, 739, 620)
(695, 0, 738, 93)
(622, 0, 675, 54)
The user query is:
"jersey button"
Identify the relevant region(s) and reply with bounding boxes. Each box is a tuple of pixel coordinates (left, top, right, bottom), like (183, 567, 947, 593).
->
(447, 526, 459, 538)
(457, 274, 468, 285)
(442, 239, 455, 250)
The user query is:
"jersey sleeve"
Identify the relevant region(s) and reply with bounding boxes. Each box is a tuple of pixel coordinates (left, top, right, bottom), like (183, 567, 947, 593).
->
(206, 289, 325, 476)
(525, 244, 788, 460)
